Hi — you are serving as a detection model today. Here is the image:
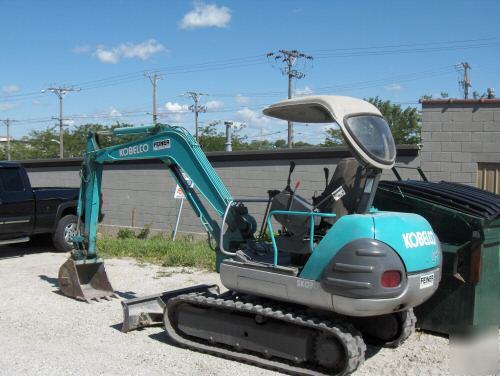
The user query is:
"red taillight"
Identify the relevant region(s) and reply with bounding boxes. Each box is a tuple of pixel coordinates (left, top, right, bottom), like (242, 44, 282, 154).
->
(381, 271, 401, 288)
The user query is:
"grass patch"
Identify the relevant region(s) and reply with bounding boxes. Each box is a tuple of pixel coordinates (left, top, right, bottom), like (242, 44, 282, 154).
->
(97, 235, 215, 271)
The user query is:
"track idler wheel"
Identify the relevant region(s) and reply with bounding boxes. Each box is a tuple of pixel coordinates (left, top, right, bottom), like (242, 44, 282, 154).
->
(314, 334, 346, 372)
(353, 309, 416, 348)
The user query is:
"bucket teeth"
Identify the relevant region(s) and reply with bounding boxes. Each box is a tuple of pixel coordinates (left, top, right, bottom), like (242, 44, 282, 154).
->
(58, 258, 115, 302)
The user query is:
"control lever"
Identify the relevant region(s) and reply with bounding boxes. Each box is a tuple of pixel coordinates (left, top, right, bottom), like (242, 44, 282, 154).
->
(285, 161, 296, 192)
(258, 190, 280, 240)
(287, 180, 301, 211)
(323, 167, 329, 190)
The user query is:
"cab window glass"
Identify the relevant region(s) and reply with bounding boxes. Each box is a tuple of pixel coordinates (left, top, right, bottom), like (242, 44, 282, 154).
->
(0, 169, 25, 191)
(345, 115, 396, 164)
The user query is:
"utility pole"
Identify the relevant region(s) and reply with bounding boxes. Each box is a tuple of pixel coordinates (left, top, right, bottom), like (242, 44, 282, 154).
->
(185, 92, 206, 142)
(42, 87, 80, 158)
(456, 62, 472, 99)
(0, 118, 16, 160)
(267, 50, 313, 148)
(145, 71, 163, 125)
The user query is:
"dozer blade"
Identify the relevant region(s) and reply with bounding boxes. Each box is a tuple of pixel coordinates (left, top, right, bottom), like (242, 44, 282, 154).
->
(121, 284, 219, 333)
(58, 258, 115, 302)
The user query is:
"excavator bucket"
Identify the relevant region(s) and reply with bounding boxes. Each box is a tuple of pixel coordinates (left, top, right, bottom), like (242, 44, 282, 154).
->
(58, 258, 115, 302)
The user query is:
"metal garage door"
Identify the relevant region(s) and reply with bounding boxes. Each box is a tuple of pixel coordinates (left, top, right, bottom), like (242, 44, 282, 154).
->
(477, 163, 500, 194)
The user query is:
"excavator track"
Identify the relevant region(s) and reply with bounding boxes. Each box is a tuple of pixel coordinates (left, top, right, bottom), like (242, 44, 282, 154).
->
(164, 290, 366, 376)
(352, 309, 416, 348)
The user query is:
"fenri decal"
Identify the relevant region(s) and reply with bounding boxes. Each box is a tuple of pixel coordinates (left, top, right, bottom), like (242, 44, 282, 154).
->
(153, 139, 171, 151)
(118, 143, 149, 157)
(402, 231, 436, 249)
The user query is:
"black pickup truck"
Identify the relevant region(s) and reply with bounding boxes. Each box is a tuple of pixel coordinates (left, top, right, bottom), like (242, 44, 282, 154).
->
(0, 162, 79, 251)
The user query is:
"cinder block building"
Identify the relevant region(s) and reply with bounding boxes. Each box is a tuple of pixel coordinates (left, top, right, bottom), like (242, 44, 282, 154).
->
(421, 99, 500, 193)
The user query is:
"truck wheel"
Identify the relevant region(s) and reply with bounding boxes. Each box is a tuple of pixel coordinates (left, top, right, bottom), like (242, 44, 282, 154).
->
(53, 214, 78, 252)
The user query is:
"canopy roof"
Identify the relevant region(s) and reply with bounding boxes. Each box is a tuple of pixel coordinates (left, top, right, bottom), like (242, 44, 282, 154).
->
(262, 95, 382, 124)
(263, 95, 395, 170)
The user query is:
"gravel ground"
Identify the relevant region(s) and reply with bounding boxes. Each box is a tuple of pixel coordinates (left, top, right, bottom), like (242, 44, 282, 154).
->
(0, 245, 494, 376)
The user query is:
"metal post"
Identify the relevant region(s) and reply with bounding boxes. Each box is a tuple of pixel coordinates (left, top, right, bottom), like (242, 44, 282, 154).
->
(0, 118, 17, 161)
(42, 86, 80, 159)
(172, 198, 184, 240)
(6, 119, 10, 161)
(186, 92, 206, 143)
(145, 72, 163, 125)
(195, 108, 199, 141)
(287, 59, 293, 148)
(224, 121, 233, 152)
(58, 95, 64, 159)
(266, 50, 313, 148)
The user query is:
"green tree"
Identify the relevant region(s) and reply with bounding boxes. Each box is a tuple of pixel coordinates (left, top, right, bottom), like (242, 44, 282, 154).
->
(197, 122, 248, 152)
(274, 139, 287, 148)
(293, 141, 313, 148)
(322, 97, 421, 146)
(323, 128, 345, 146)
(367, 97, 420, 144)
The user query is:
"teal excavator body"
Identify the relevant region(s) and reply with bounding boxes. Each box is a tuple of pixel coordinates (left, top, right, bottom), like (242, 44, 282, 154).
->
(57, 95, 442, 376)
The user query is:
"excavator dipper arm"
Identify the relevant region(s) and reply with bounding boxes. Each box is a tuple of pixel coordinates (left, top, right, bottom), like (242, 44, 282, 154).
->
(59, 124, 249, 303)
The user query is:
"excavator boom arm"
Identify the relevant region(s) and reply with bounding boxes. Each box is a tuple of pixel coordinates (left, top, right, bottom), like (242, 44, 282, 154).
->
(76, 124, 234, 259)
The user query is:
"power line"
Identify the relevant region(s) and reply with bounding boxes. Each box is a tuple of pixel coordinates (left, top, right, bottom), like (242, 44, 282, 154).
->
(4, 36, 500, 105)
(42, 86, 80, 158)
(267, 49, 313, 148)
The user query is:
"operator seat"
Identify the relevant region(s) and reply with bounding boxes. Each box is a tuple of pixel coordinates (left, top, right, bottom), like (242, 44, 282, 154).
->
(314, 158, 381, 225)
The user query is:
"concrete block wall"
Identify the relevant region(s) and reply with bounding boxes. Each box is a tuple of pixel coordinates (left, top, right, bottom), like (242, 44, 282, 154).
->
(421, 99, 500, 185)
(23, 147, 419, 236)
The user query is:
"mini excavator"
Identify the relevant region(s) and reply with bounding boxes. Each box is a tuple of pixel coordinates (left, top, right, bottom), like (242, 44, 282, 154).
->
(58, 95, 442, 375)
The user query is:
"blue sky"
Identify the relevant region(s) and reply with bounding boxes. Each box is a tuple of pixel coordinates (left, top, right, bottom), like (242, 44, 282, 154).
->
(1, 0, 499, 143)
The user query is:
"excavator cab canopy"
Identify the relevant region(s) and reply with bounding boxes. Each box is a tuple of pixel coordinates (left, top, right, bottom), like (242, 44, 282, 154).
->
(263, 95, 396, 169)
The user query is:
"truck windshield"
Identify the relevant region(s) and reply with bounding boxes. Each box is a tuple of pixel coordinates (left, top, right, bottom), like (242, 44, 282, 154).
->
(344, 115, 396, 165)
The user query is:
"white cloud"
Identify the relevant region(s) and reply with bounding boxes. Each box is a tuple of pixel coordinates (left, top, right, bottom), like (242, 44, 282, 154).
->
(0, 103, 17, 111)
(109, 107, 122, 117)
(72, 45, 91, 54)
(63, 119, 75, 126)
(205, 100, 224, 110)
(235, 94, 250, 104)
(2, 84, 20, 94)
(93, 39, 166, 64)
(384, 83, 402, 92)
(165, 101, 189, 113)
(236, 107, 272, 127)
(95, 48, 119, 64)
(163, 101, 191, 123)
(180, 2, 231, 29)
(294, 85, 314, 96)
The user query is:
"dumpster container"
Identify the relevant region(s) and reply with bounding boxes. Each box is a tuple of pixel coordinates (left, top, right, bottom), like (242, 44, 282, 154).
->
(374, 179, 500, 334)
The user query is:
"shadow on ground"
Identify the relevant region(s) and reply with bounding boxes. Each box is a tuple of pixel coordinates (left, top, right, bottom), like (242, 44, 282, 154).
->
(0, 236, 58, 260)
(365, 345, 383, 359)
(149, 330, 178, 346)
(114, 291, 138, 300)
(38, 274, 137, 301)
(148, 324, 385, 362)
(39, 274, 59, 287)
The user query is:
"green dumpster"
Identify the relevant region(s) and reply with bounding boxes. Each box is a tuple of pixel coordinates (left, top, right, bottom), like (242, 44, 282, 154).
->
(374, 179, 500, 334)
